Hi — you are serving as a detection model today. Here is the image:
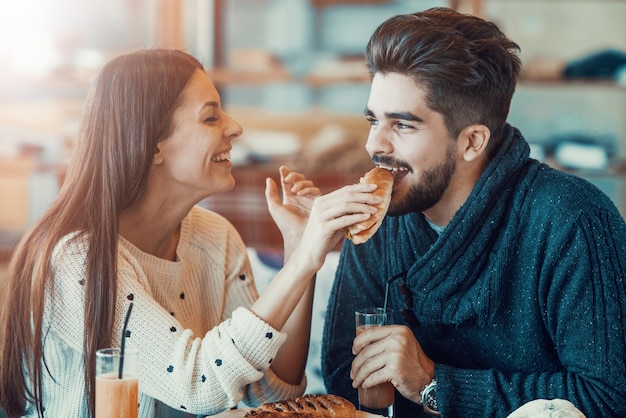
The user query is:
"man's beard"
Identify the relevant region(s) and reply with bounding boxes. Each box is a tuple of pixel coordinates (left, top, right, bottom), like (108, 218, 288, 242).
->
(388, 143, 457, 216)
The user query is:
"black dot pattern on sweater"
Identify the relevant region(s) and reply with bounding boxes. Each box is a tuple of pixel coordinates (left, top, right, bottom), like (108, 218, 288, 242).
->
(181, 405, 187, 410)
(239, 274, 246, 281)
(180, 292, 185, 300)
(201, 375, 206, 382)
(269, 358, 273, 364)
(78, 279, 85, 286)
(265, 332, 273, 339)
(127, 294, 134, 301)
(170, 326, 176, 332)
(167, 365, 174, 373)
(170, 311, 175, 316)
(215, 359, 222, 366)
(125, 330, 131, 338)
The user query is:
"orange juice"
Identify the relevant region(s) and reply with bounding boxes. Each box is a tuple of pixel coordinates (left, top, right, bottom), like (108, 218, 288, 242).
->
(356, 325, 395, 409)
(95, 372, 138, 418)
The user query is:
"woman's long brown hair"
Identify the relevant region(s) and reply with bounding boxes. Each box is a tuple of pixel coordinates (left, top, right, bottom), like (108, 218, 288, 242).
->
(0, 49, 202, 417)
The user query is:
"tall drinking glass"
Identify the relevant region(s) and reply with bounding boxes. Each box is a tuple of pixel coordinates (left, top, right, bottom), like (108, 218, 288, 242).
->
(355, 308, 394, 417)
(95, 348, 139, 418)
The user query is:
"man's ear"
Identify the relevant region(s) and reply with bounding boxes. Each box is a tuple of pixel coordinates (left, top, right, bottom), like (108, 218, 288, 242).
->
(460, 124, 490, 162)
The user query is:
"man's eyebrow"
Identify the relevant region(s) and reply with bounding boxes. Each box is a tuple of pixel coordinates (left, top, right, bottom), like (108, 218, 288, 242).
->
(386, 111, 423, 122)
(364, 107, 423, 123)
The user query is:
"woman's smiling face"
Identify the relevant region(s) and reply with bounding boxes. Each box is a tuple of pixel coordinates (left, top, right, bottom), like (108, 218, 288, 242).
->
(155, 69, 243, 200)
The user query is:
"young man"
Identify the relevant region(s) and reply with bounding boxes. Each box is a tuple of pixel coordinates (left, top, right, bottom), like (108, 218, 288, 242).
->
(322, 8, 626, 417)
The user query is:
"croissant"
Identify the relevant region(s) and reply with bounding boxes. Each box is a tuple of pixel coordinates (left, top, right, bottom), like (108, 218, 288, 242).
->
(345, 167, 394, 245)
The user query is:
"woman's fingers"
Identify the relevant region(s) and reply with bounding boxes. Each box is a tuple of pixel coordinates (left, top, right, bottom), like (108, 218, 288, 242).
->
(314, 183, 382, 210)
(308, 186, 381, 228)
(292, 183, 321, 197)
(264, 177, 281, 210)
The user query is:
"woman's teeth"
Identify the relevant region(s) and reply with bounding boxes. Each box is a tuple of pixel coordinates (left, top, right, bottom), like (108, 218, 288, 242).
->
(211, 151, 230, 162)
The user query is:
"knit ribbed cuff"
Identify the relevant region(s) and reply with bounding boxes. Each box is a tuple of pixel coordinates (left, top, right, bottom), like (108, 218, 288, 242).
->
(436, 364, 489, 416)
(229, 307, 287, 370)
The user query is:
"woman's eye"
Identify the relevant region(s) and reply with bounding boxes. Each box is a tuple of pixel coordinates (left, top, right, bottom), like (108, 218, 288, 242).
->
(204, 117, 219, 123)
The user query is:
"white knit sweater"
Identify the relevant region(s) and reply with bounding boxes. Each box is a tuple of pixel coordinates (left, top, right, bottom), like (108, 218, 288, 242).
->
(35, 205, 305, 417)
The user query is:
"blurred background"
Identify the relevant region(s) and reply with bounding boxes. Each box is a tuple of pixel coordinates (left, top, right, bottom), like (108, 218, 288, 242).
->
(1, 0, 625, 407)
(1, 0, 626, 254)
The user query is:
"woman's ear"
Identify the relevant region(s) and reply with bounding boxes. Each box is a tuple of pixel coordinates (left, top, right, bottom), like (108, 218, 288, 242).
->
(461, 124, 490, 162)
(153, 144, 164, 165)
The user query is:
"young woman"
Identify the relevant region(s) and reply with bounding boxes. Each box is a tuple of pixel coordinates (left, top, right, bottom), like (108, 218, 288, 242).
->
(0, 49, 381, 417)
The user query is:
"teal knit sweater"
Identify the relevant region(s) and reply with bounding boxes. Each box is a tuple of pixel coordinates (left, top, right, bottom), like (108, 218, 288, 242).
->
(322, 125, 626, 417)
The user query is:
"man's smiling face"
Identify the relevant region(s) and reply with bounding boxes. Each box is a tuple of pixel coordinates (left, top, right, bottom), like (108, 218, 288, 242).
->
(365, 72, 458, 216)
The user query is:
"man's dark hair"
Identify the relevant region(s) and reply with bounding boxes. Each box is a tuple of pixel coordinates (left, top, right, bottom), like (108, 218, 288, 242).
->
(366, 7, 522, 156)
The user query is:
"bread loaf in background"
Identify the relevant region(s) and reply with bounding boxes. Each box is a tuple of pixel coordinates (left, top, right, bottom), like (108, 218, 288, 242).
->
(245, 394, 356, 417)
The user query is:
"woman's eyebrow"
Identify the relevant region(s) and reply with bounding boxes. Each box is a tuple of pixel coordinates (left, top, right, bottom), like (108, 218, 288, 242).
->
(198, 101, 219, 114)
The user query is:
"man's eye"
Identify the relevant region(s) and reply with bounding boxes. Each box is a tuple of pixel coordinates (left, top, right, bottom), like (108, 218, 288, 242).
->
(366, 117, 379, 126)
(396, 122, 411, 129)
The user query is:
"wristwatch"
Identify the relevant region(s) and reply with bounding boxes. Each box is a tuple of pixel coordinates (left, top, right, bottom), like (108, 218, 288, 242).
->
(419, 379, 440, 416)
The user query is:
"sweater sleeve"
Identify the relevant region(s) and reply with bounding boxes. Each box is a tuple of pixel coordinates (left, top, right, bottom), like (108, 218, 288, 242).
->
(436, 206, 626, 417)
(198, 209, 307, 406)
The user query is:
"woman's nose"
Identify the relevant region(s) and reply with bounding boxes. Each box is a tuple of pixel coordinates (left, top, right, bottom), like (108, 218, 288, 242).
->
(225, 114, 243, 140)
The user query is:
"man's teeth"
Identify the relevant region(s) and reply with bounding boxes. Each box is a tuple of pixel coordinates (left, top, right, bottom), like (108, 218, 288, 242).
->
(211, 151, 230, 162)
(377, 164, 408, 172)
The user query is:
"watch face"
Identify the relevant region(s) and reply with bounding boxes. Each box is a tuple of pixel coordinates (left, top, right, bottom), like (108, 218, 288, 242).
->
(420, 380, 440, 416)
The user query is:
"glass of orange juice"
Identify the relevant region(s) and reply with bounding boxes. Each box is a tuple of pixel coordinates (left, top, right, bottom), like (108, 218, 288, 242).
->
(95, 348, 139, 418)
(355, 308, 394, 417)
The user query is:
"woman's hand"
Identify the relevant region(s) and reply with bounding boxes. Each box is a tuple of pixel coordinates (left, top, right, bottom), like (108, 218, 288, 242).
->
(293, 181, 382, 271)
(265, 166, 322, 256)
(266, 163, 384, 270)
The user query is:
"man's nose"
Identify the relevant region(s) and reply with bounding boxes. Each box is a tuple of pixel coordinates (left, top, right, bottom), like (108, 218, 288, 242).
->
(365, 125, 393, 156)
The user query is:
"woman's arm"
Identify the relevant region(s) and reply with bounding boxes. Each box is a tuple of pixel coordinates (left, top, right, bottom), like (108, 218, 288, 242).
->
(260, 167, 319, 384)
(256, 168, 381, 386)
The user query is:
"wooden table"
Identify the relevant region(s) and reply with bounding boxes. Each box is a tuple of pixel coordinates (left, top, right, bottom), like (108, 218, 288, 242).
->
(212, 410, 382, 417)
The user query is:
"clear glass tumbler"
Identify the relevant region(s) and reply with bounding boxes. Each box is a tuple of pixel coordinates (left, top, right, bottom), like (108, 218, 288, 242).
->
(95, 348, 139, 418)
(355, 307, 394, 417)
